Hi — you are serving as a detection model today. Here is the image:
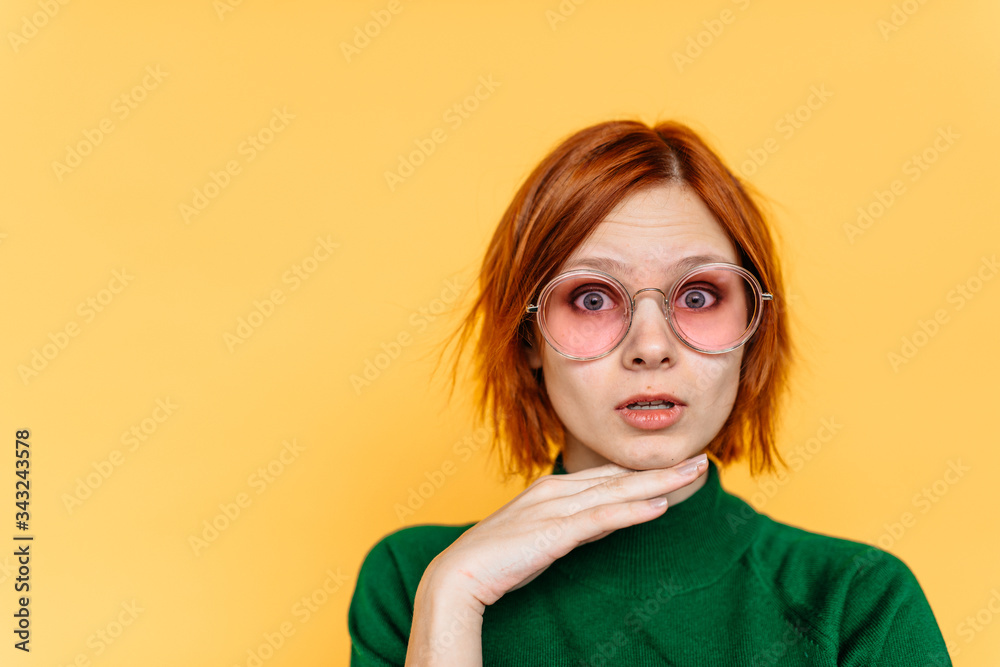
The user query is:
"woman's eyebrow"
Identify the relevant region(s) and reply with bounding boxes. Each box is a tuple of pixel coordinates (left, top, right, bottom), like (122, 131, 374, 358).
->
(565, 254, 730, 278)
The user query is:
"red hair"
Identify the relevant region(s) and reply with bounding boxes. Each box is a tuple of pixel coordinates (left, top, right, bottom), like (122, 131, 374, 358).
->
(435, 119, 794, 483)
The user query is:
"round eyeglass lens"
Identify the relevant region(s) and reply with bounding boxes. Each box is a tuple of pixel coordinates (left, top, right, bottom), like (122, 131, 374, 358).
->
(668, 266, 759, 352)
(536, 272, 630, 359)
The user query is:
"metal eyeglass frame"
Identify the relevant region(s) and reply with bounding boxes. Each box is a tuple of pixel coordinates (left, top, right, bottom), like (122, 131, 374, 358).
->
(524, 262, 773, 360)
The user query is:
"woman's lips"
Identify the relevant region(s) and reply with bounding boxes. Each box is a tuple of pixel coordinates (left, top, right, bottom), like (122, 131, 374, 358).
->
(616, 393, 684, 409)
(616, 403, 684, 430)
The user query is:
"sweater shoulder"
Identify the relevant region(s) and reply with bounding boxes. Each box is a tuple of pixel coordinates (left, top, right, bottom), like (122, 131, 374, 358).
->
(746, 514, 939, 650)
(751, 513, 899, 579)
(355, 520, 476, 594)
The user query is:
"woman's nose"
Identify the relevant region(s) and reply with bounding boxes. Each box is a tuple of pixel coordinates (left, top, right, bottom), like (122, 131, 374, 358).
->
(620, 290, 680, 368)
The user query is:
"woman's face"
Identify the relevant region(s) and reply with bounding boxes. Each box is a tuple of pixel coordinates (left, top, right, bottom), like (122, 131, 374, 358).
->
(526, 182, 744, 473)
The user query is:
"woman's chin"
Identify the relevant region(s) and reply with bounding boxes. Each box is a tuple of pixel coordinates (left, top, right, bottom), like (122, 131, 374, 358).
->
(604, 444, 697, 471)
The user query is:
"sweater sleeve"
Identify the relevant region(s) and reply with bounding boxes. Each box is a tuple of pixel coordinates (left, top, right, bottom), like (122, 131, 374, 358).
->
(837, 548, 952, 666)
(348, 535, 413, 667)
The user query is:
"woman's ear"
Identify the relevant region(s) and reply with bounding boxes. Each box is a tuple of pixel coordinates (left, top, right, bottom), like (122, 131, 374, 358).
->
(524, 329, 543, 370)
(525, 342, 542, 370)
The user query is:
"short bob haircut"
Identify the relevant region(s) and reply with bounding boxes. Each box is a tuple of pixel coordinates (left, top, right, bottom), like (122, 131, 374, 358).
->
(439, 119, 794, 484)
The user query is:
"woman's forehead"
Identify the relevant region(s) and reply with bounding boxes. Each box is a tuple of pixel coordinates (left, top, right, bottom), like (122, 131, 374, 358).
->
(560, 252, 734, 280)
(604, 181, 708, 220)
(561, 221, 739, 276)
(553, 182, 740, 280)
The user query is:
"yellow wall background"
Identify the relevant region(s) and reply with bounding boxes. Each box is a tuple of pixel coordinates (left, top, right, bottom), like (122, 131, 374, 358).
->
(2, 0, 998, 665)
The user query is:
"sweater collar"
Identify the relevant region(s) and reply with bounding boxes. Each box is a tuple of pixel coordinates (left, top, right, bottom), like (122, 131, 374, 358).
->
(546, 452, 762, 598)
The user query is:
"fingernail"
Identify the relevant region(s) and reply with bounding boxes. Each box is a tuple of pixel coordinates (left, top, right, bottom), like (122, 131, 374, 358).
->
(675, 453, 708, 475)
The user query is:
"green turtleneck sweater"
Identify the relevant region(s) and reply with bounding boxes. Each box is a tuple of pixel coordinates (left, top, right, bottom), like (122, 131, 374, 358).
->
(348, 457, 951, 665)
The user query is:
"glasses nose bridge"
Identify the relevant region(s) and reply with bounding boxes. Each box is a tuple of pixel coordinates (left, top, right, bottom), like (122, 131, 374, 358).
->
(631, 286, 669, 318)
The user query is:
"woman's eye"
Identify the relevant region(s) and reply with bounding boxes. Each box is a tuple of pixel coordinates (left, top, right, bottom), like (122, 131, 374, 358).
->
(573, 289, 615, 311)
(677, 287, 717, 309)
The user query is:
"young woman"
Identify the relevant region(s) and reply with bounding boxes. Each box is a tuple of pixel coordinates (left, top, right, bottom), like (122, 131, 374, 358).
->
(348, 120, 951, 666)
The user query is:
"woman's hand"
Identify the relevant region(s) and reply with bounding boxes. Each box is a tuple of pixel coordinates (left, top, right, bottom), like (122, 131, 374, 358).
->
(427, 452, 709, 607)
(404, 452, 710, 665)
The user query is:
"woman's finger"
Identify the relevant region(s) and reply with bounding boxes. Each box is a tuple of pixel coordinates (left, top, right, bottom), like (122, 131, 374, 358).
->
(532, 460, 633, 483)
(565, 495, 674, 541)
(527, 455, 707, 501)
(559, 456, 708, 507)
